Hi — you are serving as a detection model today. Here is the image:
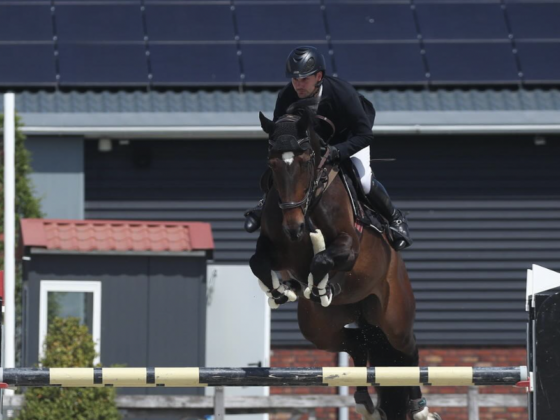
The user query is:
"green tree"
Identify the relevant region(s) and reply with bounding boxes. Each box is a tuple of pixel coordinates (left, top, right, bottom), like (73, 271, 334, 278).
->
(0, 112, 43, 364)
(17, 317, 121, 420)
(0, 113, 43, 229)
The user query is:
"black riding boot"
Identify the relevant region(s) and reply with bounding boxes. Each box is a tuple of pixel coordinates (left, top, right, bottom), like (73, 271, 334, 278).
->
(366, 177, 413, 251)
(244, 195, 265, 233)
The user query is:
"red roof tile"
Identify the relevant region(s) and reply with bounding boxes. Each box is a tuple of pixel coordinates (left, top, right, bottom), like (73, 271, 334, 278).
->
(20, 219, 214, 254)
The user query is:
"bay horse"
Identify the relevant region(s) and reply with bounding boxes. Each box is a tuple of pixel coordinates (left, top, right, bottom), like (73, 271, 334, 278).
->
(249, 103, 441, 420)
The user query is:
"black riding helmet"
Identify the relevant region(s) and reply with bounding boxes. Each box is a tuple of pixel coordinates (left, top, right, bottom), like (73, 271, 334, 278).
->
(285, 46, 326, 79)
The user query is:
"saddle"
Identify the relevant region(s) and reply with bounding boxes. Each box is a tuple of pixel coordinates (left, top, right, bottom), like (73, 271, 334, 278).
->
(338, 161, 386, 235)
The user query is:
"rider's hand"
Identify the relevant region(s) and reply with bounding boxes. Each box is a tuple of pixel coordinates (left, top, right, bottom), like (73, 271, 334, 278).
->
(321, 145, 340, 164)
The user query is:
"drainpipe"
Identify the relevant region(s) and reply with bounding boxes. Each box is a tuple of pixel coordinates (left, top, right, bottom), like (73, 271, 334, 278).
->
(3, 93, 16, 380)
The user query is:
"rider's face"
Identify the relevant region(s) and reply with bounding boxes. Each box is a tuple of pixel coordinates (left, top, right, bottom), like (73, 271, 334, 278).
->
(292, 72, 322, 98)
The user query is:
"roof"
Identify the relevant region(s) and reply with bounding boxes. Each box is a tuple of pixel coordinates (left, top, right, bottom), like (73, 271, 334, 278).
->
(19, 218, 214, 255)
(4, 88, 560, 113)
(3, 88, 560, 137)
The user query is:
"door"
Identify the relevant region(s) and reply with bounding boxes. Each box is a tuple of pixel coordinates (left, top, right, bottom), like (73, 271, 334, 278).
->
(206, 264, 270, 420)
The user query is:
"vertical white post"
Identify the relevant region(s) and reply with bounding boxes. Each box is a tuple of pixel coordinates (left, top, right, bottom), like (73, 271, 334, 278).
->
(3, 93, 16, 373)
(467, 386, 479, 420)
(338, 352, 349, 420)
(214, 386, 225, 420)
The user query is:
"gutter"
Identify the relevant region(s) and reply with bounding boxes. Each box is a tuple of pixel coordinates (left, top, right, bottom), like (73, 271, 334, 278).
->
(19, 123, 560, 139)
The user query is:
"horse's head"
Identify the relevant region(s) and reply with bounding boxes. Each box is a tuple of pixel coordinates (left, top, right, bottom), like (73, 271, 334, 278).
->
(259, 105, 321, 242)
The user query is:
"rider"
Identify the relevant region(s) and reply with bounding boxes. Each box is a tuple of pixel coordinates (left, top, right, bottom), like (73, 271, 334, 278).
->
(244, 46, 412, 251)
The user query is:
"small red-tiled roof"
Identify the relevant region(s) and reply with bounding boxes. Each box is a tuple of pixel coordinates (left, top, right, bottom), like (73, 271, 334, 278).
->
(20, 219, 214, 254)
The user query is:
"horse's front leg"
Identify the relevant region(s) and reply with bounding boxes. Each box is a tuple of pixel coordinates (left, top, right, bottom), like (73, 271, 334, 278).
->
(305, 230, 357, 307)
(250, 235, 298, 309)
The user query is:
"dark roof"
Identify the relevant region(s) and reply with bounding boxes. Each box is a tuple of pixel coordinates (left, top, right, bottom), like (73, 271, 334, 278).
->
(3, 88, 560, 113)
(20, 218, 214, 254)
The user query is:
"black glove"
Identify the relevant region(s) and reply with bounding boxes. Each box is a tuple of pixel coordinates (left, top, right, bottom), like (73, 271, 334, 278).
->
(321, 145, 340, 164)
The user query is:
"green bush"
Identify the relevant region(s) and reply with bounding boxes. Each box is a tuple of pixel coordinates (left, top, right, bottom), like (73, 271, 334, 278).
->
(17, 318, 121, 420)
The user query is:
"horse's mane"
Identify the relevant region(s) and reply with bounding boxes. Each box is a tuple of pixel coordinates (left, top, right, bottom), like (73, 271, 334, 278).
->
(286, 98, 322, 164)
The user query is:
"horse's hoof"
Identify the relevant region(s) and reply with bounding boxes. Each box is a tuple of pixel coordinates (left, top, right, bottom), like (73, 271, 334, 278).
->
(284, 289, 298, 302)
(320, 293, 332, 307)
(355, 405, 385, 420)
(268, 298, 279, 309)
(304, 287, 312, 299)
(412, 407, 442, 420)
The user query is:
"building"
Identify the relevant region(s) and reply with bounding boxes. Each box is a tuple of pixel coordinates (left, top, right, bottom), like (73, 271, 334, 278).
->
(2, 1, 560, 419)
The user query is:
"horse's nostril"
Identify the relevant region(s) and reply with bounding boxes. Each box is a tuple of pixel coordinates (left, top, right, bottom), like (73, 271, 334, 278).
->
(283, 224, 305, 242)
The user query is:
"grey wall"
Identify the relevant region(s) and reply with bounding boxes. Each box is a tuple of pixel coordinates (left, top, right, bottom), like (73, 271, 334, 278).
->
(83, 136, 560, 346)
(27, 136, 84, 219)
(23, 253, 206, 396)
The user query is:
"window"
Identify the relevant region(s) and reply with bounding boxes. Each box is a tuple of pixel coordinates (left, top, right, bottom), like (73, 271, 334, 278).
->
(39, 281, 102, 365)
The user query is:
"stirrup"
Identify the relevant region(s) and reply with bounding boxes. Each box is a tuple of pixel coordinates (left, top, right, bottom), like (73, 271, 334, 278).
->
(389, 211, 412, 251)
(244, 198, 265, 217)
(389, 229, 413, 251)
(244, 199, 265, 233)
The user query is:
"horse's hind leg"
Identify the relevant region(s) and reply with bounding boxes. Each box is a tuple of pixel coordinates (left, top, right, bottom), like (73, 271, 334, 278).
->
(368, 320, 441, 419)
(342, 328, 386, 420)
(369, 264, 442, 420)
(364, 327, 412, 420)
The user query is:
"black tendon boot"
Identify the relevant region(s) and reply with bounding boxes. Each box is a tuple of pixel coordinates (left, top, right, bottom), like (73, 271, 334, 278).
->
(244, 195, 265, 233)
(366, 177, 413, 251)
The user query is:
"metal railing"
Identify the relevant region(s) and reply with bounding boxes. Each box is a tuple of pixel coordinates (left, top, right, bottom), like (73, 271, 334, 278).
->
(2, 388, 527, 420)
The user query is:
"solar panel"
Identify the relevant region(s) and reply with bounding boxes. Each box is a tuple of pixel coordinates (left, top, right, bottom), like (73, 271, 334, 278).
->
(413, 0, 501, 2)
(52, 0, 137, 2)
(325, 4, 417, 41)
(0, 5, 52, 41)
(0, 45, 56, 85)
(516, 41, 560, 83)
(241, 43, 330, 85)
(235, 4, 325, 41)
(57, 44, 149, 86)
(144, 0, 230, 2)
(415, 3, 509, 40)
(424, 42, 519, 84)
(332, 42, 425, 85)
(149, 44, 241, 86)
(144, 4, 234, 41)
(55, 4, 144, 42)
(506, 3, 560, 39)
(235, 0, 319, 2)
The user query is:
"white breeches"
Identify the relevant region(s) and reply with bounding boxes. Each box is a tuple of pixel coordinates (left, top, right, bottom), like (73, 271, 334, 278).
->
(350, 146, 372, 194)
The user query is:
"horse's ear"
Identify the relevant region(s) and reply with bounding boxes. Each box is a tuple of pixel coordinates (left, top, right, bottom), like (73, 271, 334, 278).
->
(296, 110, 310, 134)
(259, 112, 275, 134)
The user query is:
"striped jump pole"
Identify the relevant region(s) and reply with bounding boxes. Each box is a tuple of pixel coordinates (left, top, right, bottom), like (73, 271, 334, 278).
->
(0, 366, 527, 388)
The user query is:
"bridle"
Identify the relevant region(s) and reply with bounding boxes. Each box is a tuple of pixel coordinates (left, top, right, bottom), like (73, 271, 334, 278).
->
(269, 114, 337, 219)
(276, 146, 316, 214)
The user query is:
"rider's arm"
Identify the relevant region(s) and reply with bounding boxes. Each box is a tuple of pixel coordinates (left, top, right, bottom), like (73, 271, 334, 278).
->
(333, 88, 375, 161)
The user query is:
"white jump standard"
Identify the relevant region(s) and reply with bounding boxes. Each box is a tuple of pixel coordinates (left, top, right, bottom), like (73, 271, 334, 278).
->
(0, 366, 527, 388)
